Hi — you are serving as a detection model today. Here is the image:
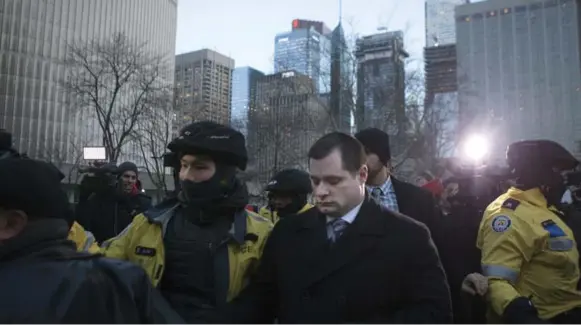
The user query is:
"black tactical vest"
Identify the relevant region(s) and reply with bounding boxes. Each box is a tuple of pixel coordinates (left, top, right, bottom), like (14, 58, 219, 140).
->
(159, 208, 231, 323)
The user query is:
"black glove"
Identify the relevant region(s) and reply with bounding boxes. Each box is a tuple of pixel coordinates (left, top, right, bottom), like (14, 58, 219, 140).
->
(503, 297, 547, 324)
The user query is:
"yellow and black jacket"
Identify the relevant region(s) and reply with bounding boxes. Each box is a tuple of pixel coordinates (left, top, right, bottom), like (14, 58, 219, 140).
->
(68, 221, 100, 254)
(101, 200, 273, 302)
(478, 187, 581, 320)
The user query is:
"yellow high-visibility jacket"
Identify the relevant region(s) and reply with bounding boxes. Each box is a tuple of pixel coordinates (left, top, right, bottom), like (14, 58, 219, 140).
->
(101, 200, 273, 302)
(68, 221, 100, 254)
(478, 187, 581, 320)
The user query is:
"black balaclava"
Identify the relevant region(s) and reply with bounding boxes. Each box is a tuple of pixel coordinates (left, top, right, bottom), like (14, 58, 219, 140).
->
(543, 171, 569, 208)
(178, 156, 239, 225)
(268, 191, 308, 217)
(518, 167, 568, 207)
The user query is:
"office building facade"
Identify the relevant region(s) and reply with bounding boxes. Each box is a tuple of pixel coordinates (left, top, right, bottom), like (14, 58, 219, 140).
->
(231, 66, 264, 136)
(456, 0, 581, 160)
(424, 44, 459, 157)
(175, 49, 235, 129)
(0, 0, 177, 164)
(425, 0, 468, 47)
(355, 31, 409, 144)
(274, 20, 332, 93)
(425, 45, 458, 103)
(329, 23, 353, 133)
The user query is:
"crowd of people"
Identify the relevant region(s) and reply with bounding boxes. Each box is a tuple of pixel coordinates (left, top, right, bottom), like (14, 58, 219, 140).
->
(1, 121, 581, 324)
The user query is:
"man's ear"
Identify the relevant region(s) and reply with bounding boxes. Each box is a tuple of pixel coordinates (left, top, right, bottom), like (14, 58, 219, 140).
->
(358, 165, 368, 185)
(0, 210, 28, 241)
(386, 160, 393, 173)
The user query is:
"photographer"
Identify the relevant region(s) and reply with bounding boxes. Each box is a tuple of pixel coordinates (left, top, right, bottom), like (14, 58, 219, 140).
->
(76, 161, 152, 243)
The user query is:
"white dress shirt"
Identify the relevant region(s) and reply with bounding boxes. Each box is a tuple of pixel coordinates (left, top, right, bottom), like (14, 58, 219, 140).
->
(326, 200, 363, 239)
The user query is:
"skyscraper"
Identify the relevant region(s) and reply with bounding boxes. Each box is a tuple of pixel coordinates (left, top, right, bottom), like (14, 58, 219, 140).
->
(355, 31, 409, 141)
(0, 0, 177, 163)
(424, 1, 466, 158)
(456, 0, 581, 160)
(425, 0, 468, 47)
(274, 19, 332, 93)
(174, 49, 235, 129)
(424, 45, 459, 157)
(231, 66, 265, 136)
(329, 23, 353, 133)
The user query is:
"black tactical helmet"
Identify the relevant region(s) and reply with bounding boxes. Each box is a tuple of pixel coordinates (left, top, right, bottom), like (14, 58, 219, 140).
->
(167, 121, 248, 170)
(265, 168, 312, 194)
(506, 140, 579, 172)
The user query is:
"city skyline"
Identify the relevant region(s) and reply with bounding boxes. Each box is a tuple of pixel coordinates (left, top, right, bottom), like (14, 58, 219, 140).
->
(175, 0, 426, 73)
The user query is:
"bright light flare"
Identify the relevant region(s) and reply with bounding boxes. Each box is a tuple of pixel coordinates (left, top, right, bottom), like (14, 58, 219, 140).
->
(462, 134, 489, 161)
(83, 146, 106, 160)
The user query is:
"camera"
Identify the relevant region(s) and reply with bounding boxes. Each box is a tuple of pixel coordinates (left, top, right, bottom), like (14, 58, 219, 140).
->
(78, 163, 120, 202)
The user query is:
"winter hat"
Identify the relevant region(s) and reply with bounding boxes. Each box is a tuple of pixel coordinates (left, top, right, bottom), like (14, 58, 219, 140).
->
(117, 161, 138, 177)
(0, 158, 70, 220)
(355, 128, 392, 166)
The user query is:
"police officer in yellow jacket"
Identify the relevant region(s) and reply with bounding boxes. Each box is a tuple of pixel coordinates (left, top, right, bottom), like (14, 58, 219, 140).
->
(68, 221, 100, 253)
(259, 168, 313, 224)
(477, 140, 581, 323)
(101, 121, 273, 323)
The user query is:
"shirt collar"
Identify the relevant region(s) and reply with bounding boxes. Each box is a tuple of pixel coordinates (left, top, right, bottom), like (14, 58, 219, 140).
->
(326, 200, 363, 224)
(367, 176, 393, 195)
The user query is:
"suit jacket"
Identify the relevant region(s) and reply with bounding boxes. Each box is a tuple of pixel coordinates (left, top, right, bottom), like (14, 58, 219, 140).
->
(391, 177, 442, 236)
(214, 194, 453, 324)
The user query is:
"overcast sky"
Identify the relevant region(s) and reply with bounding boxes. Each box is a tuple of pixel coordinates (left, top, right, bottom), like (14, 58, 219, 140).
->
(175, 0, 427, 73)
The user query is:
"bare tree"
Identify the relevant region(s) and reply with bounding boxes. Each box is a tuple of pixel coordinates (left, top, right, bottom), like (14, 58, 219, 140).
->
(62, 32, 170, 163)
(135, 97, 174, 200)
(37, 134, 87, 185)
(246, 72, 327, 186)
(395, 70, 459, 180)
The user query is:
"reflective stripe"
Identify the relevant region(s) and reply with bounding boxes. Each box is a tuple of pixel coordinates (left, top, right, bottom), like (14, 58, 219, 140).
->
(548, 238, 574, 251)
(83, 231, 96, 252)
(482, 264, 519, 284)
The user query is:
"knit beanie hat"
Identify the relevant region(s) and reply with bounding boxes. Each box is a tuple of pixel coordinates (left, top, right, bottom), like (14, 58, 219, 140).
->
(355, 128, 392, 166)
(117, 161, 138, 177)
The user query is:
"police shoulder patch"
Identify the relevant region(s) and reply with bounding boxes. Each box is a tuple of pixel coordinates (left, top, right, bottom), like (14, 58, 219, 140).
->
(491, 215, 512, 233)
(502, 198, 521, 211)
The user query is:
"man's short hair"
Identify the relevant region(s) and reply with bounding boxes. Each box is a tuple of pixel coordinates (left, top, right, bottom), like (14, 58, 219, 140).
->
(308, 132, 366, 173)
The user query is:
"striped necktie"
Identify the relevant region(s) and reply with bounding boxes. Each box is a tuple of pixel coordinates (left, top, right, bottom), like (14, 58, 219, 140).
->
(328, 218, 349, 243)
